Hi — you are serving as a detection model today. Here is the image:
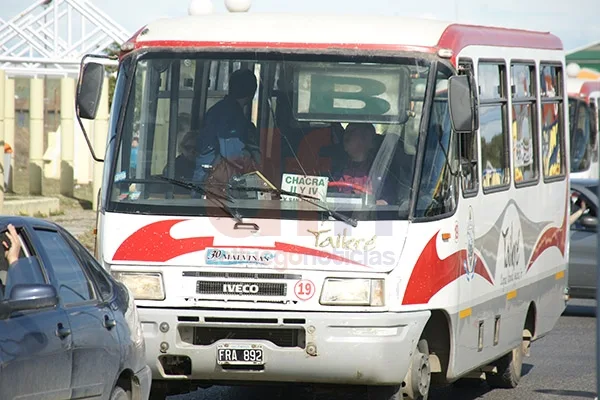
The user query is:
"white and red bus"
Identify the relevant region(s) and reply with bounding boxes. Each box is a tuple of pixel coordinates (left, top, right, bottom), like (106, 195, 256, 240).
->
(567, 71, 600, 179)
(76, 5, 570, 400)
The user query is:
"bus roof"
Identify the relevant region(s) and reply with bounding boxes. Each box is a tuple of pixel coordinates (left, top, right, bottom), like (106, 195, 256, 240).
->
(568, 78, 600, 102)
(125, 14, 563, 60)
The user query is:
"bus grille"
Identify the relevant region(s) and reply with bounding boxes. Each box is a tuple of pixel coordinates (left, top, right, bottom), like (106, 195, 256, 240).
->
(184, 271, 301, 280)
(193, 327, 305, 348)
(196, 281, 287, 296)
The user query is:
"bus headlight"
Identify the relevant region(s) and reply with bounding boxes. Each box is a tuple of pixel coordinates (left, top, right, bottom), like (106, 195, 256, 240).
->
(113, 272, 165, 300)
(320, 278, 385, 306)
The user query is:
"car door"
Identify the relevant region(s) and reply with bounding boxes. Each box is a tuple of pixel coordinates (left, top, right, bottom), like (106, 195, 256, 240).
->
(0, 224, 73, 400)
(34, 228, 121, 399)
(569, 188, 598, 298)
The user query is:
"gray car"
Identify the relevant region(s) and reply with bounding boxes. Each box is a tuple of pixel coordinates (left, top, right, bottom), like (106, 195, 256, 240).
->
(569, 178, 599, 299)
(0, 216, 151, 400)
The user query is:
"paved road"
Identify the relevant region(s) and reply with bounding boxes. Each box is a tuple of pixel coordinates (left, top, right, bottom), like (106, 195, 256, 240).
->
(169, 299, 597, 400)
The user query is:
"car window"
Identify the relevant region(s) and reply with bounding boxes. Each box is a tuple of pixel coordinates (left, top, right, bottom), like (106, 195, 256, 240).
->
(61, 231, 113, 301)
(35, 229, 95, 305)
(0, 227, 46, 300)
(571, 188, 597, 231)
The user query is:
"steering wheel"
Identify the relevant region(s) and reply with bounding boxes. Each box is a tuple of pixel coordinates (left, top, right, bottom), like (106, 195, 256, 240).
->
(328, 181, 372, 195)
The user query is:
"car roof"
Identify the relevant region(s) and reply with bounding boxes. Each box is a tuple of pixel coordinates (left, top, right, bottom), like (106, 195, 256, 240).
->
(0, 215, 61, 230)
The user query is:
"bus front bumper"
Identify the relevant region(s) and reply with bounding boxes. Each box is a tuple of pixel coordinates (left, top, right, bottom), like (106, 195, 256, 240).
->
(139, 308, 431, 386)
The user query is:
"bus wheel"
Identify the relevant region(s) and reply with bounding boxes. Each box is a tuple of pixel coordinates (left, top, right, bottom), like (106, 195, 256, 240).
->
(109, 386, 130, 400)
(367, 339, 431, 400)
(485, 339, 525, 388)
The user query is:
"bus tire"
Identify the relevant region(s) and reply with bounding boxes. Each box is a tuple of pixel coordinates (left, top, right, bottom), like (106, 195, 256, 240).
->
(485, 341, 525, 388)
(109, 386, 130, 400)
(367, 339, 431, 400)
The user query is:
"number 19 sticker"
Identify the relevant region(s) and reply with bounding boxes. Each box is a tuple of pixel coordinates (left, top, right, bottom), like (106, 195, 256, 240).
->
(294, 280, 315, 301)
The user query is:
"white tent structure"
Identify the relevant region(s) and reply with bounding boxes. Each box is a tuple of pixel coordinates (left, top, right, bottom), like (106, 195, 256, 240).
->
(0, 0, 130, 202)
(0, 0, 130, 77)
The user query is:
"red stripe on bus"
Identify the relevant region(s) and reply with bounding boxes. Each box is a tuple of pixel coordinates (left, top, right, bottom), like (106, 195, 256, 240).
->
(402, 232, 493, 306)
(112, 219, 367, 266)
(527, 192, 569, 271)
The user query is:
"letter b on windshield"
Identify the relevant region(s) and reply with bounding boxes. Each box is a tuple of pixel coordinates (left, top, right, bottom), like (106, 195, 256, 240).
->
(309, 75, 391, 116)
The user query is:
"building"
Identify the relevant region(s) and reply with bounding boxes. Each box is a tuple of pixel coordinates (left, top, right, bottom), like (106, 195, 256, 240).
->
(567, 40, 600, 76)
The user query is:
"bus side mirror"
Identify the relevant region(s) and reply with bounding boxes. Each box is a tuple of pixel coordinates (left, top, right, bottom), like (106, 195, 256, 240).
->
(77, 62, 105, 120)
(448, 75, 479, 134)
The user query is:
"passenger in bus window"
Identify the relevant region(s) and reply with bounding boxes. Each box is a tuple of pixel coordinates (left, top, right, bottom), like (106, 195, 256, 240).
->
(331, 123, 377, 188)
(330, 123, 390, 205)
(163, 131, 197, 188)
(193, 68, 259, 184)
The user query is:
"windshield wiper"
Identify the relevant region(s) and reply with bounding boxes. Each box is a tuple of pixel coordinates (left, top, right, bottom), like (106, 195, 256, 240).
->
(229, 184, 357, 228)
(159, 176, 242, 222)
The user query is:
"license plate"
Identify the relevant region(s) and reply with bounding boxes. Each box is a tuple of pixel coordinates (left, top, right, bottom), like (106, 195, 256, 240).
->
(216, 343, 264, 365)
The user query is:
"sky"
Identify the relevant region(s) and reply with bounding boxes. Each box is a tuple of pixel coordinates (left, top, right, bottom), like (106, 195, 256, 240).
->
(1, 0, 599, 53)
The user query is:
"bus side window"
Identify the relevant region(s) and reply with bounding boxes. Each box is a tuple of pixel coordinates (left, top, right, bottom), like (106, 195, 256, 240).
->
(511, 63, 539, 184)
(540, 63, 566, 179)
(478, 61, 510, 191)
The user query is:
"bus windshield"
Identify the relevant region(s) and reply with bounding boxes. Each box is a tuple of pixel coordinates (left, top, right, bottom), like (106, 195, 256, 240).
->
(107, 53, 446, 221)
(569, 97, 592, 173)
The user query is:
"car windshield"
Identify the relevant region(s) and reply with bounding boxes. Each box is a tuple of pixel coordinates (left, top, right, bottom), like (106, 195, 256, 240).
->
(107, 53, 436, 221)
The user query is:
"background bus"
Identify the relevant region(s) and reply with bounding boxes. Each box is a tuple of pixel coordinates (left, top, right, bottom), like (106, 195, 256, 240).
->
(567, 70, 600, 179)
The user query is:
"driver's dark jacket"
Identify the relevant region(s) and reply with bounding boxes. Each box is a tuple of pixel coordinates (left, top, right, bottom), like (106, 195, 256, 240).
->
(196, 95, 255, 158)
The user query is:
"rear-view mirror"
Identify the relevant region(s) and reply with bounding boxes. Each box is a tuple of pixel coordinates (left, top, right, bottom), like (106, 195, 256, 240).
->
(6, 284, 58, 315)
(581, 215, 598, 231)
(76, 62, 105, 120)
(448, 74, 478, 134)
